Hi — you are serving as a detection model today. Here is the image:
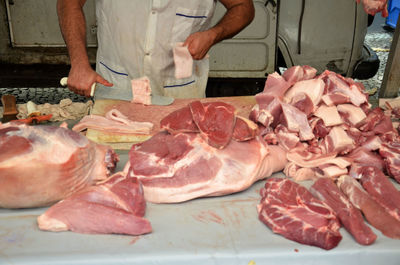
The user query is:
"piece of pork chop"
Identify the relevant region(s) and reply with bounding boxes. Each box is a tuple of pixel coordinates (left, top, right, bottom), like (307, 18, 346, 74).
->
(257, 178, 342, 250)
(0, 122, 118, 208)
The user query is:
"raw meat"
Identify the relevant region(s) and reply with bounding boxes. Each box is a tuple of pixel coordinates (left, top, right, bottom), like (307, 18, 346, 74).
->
(189, 101, 236, 149)
(232, 116, 258, 141)
(356, 0, 388, 17)
(257, 178, 342, 250)
(160, 105, 199, 134)
(337, 175, 400, 239)
(311, 178, 376, 245)
(359, 166, 400, 221)
(131, 76, 152, 105)
(379, 141, 400, 183)
(73, 109, 154, 135)
(173, 42, 193, 79)
(0, 122, 118, 208)
(128, 131, 287, 203)
(38, 172, 152, 236)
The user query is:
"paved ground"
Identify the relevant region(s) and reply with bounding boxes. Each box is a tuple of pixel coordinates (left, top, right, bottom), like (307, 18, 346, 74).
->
(0, 15, 395, 106)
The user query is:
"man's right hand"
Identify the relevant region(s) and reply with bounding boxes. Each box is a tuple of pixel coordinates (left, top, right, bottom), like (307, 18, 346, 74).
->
(67, 65, 113, 97)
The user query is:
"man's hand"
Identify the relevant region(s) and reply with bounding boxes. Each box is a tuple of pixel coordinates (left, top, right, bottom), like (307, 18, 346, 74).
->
(183, 30, 218, 60)
(183, 0, 254, 60)
(67, 65, 113, 97)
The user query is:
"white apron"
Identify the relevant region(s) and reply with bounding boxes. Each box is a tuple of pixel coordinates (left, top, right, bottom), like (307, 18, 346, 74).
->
(94, 0, 216, 100)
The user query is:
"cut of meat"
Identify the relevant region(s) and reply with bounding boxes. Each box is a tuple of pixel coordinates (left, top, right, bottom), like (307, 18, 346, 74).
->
(131, 76, 152, 105)
(160, 105, 199, 134)
(281, 103, 314, 141)
(356, 0, 388, 16)
(189, 101, 236, 149)
(284, 78, 325, 107)
(359, 166, 400, 221)
(173, 42, 193, 79)
(232, 116, 258, 141)
(311, 178, 377, 245)
(128, 131, 287, 203)
(337, 175, 400, 239)
(72, 109, 154, 135)
(257, 178, 342, 250)
(0, 122, 118, 208)
(37, 173, 152, 236)
(379, 141, 400, 183)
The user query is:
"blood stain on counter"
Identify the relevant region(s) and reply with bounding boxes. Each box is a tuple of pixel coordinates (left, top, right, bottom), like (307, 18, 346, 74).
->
(192, 210, 225, 225)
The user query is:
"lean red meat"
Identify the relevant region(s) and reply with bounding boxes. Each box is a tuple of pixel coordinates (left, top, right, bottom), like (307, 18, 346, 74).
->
(337, 175, 400, 239)
(257, 178, 342, 250)
(311, 178, 376, 245)
(0, 122, 118, 208)
(128, 101, 287, 203)
(38, 172, 152, 236)
(359, 166, 400, 221)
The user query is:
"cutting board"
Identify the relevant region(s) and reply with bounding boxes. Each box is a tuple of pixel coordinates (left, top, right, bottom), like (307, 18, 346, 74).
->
(87, 96, 256, 150)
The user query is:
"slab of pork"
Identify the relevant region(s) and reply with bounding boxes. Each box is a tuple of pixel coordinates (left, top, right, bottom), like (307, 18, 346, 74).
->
(0, 122, 118, 208)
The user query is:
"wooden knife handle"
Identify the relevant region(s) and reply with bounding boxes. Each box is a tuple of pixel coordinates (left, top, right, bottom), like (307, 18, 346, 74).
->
(1, 94, 18, 116)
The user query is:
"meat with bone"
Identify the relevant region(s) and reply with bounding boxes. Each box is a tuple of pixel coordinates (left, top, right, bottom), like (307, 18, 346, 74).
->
(359, 166, 400, 221)
(311, 178, 377, 245)
(337, 175, 400, 239)
(38, 172, 152, 236)
(128, 131, 287, 203)
(257, 178, 342, 250)
(0, 122, 118, 208)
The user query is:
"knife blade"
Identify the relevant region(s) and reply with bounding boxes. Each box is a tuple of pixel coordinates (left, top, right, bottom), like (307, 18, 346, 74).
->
(60, 77, 174, 106)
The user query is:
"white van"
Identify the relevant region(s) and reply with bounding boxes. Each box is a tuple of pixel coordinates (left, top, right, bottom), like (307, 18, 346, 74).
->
(207, 0, 379, 96)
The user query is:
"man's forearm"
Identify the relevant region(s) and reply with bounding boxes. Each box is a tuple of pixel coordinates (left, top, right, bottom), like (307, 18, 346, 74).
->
(209, 0, 255, 45)
(57, 0, 90, 67)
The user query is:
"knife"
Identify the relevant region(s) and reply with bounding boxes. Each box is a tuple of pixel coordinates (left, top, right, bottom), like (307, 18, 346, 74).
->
(60, 77, 174, 106)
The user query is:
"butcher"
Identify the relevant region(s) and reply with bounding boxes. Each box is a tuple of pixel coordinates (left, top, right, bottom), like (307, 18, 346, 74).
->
(57, 0, 255, 100)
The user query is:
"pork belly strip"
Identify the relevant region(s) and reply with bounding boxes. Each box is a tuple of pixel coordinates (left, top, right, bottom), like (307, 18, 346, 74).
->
(359, 166, 400, 221)
(258, 178, 342, 250)
(38, 173, 152, 236)
(73, 109, 153, 134)
(311, 178, 376, 245)
(337, 175, 400, 239)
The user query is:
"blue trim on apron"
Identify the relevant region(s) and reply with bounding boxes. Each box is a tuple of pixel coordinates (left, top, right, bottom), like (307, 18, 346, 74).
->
(164, 80, 195, 88)
(99, 62, 129, 76)
(175, 13, 207, 19)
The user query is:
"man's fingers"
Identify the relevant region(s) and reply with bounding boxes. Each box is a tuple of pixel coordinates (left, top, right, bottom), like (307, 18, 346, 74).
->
(96, 75, 113, 87)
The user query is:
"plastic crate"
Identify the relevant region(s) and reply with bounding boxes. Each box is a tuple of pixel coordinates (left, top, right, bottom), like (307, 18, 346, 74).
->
(386, 0, 400, 28)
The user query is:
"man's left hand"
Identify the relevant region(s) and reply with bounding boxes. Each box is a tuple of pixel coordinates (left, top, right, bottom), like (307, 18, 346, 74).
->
(183, 30, 217, 60)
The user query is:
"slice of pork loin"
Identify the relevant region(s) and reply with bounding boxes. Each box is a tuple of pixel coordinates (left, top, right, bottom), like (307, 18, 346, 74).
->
(128, 131, 287, 203)
(257, 178, 342, 250)
(311, 178, 376, 245)
(38, 173, 152, 236)
(0, 122, 118, 209)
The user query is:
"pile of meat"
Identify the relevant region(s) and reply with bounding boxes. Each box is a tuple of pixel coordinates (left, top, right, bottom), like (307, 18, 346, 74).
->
(0, 122, 119, 208)
(253, 65, 400, 249)
(126, 100, 288, 203)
